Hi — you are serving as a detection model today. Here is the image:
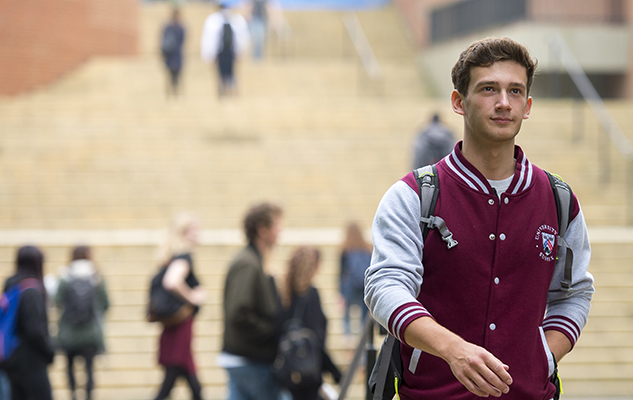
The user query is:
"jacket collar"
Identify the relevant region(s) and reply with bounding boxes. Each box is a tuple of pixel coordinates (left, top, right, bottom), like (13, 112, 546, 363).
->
(443, 141, 533, 196)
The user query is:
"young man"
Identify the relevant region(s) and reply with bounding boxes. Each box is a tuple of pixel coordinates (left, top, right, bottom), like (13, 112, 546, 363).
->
(365, 37, 594, 399)
(200, 1, 250, 97)
(218, 202, 283, 400)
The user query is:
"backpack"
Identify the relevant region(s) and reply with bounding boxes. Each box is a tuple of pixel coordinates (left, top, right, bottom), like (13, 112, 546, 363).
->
(369, 164, 575, 400)
(345, 250, 371, 292)
(272, 294, 322, 391)
(161, 26, 179, 56)
(221, 21, 234, 55)
(147, 266, 194, 327)
(63, 277, 96, 326)
(0, 279, 40, 364)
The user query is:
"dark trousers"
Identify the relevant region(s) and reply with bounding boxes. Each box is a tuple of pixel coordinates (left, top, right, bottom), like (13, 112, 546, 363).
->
(7, 364, 52, 400)
(66, 350, 95, 399)
(154, 366, 202, 400)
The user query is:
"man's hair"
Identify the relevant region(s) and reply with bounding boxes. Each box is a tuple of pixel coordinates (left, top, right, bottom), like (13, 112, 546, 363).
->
(243, 202, 282, 243)
(451, 37, 537, 97)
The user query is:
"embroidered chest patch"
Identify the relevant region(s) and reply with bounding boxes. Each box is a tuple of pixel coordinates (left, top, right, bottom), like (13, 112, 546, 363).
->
(535, 224, 557, 262)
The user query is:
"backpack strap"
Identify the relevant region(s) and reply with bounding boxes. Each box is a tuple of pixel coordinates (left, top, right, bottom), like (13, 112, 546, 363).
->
(414, 165, 458, 249)
(372, 334, 397, 400)
(545, 171, 574, 291)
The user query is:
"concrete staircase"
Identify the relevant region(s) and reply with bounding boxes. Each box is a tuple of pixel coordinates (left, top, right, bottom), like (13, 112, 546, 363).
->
(0, 1, 632, 399)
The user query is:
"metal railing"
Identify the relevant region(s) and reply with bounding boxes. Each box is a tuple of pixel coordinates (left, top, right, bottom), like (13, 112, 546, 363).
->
(547, 32, 633, 223)
(270, 7, 293, 58)
(338, 317, 381, 400)
(342, 13, 384, 95)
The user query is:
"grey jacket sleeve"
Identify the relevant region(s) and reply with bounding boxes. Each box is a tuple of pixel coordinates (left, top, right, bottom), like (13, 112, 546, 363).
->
(544, 205, 594, 347)
(364, 181, 434, 341)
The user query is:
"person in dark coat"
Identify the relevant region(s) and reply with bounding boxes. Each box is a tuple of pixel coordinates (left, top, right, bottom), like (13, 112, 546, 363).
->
(279, 246, 342, 400)
(161, 8, 186, 97)
(411, 113, 456, 169)
(3, 245, 55, 400)
(55, 245, 109, 400)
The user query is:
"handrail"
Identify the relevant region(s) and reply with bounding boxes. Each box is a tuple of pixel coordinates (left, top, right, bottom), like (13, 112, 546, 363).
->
(342, 13, 383, 82)
(547, 33, 633, 162)
(338, 317, 376, 400)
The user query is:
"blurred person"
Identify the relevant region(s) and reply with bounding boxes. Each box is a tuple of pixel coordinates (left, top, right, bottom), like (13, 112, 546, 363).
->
(3, 245, 54, 400)
(412, 113, 456, 170)
(152, 212, 206, 400)
(338, 222, 371, 342)
(218, 202, 283, 400)
(200, 1, 251, 97)
(55, 245, 110, 400)
(279, 246, 341, 400)
(161, 7, 186, 97)
(249, 0, 269, 60)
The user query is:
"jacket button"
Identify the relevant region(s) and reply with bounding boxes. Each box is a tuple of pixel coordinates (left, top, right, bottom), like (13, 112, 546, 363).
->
(504, 197, 509, 204)
(489, 234, 495, 240)
(494, 277, 500, 284)
(500, 233, 506, 241)
(488, 199, 495, 205)
(490, 323, 497, 331)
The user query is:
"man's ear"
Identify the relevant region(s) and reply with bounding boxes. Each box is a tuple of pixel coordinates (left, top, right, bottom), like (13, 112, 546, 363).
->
(451, 90, 466, 116)
(523, 96, 533, 119)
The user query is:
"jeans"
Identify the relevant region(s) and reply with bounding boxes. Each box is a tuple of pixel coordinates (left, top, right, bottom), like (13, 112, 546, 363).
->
(344, 290, 368, 335)
(226, 362, 280, 400)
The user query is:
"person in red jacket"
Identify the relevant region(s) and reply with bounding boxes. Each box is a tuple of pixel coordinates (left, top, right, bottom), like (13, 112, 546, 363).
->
(365, 37, 594, 399)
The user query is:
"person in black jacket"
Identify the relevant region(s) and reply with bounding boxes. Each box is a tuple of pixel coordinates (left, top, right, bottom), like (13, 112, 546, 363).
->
(219, 202, 283, 400)
(279, 246, 342, 400)
(3, 245, 55, 400)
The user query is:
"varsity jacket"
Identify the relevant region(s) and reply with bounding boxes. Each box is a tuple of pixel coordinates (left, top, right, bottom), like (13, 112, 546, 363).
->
(365, 143, 594, 400)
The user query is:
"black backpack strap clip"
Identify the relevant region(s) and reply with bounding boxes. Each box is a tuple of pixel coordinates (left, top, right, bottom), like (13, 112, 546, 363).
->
(414, 165, 458, 249)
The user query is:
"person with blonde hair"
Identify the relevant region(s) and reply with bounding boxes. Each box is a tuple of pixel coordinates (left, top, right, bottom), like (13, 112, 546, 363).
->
(339, 222, 372, 339)
(152, 211, 206, 400)
(279, 246, 341, 400)
(55, 245, 109, 400)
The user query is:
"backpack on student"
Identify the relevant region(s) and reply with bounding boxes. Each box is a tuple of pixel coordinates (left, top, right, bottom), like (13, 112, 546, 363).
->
(345, 250, 372, 292)
(272, 294, 322, 391)
(147, 266, 194, 328)
(368, 164, 574, 400)
(161, 26, 179, 56)
(221, 20, 234, 55)
(63, 277, 96, 326)
(0, 278, 41, 365)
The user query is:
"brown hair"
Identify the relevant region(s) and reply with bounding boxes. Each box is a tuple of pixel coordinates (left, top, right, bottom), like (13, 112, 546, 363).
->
(281, 246, 320, 308)
(243, 202, 282, 243)
(341, 221, 371, 253)
(71, 245, 91, 261)
(451, 37, 537, 97)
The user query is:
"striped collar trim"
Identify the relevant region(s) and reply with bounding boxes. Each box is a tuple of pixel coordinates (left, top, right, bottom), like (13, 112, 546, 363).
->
(444, 141, 533, 195)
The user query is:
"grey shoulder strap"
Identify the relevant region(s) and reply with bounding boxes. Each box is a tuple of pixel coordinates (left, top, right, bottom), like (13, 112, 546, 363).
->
(414, 165, 458, 249)
(372, 334, 397, 400)
(546, 171, 574, 291)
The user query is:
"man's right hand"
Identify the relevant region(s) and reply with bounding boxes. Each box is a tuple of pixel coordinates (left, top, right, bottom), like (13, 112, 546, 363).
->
(403, 316, 513, 398)
(444, 340, 512, 397)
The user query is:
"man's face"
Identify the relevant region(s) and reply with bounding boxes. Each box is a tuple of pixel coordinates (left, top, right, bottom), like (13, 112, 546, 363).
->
(451, 60, 532, 146)
(258, 216, 282, 249)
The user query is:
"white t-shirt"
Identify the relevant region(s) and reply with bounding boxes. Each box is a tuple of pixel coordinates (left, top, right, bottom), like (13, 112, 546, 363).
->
(488, 175, 514, 198)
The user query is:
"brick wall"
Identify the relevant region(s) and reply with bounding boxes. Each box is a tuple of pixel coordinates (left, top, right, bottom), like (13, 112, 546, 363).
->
(0, 0, 137, 96)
